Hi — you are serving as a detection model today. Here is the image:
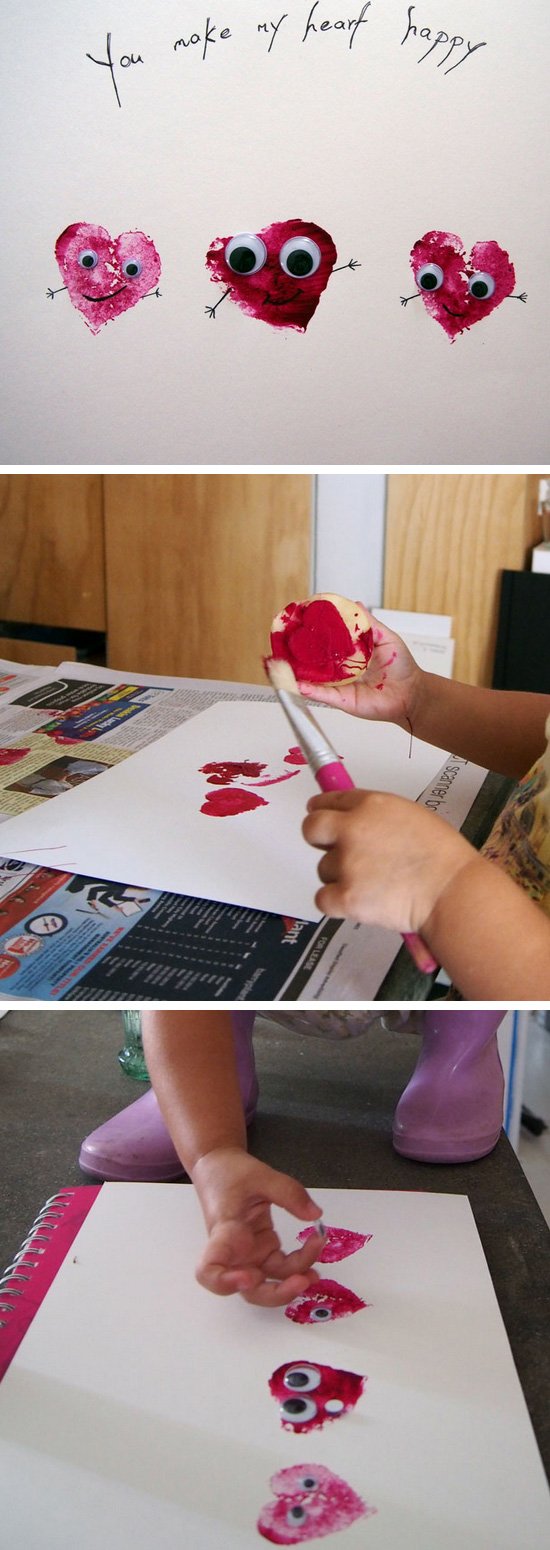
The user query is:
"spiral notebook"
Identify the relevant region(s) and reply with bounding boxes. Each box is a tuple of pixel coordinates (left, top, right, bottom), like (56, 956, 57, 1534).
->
(0, 1184, 549, 1549)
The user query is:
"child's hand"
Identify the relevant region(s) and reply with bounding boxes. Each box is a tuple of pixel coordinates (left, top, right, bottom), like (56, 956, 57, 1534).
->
(193, 1147, 323, 1307)
(298, 613, 423, 729)
(303, 788, 476, 933)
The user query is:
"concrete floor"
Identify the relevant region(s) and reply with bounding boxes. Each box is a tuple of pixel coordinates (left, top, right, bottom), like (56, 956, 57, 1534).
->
(1, 1010, 549, 1476)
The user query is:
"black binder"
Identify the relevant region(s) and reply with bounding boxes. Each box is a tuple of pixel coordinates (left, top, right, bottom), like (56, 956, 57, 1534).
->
(493, 571, 550, 692)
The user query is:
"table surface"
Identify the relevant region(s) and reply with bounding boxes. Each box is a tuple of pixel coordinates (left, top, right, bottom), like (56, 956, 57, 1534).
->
(1, 1013, 548, 1477)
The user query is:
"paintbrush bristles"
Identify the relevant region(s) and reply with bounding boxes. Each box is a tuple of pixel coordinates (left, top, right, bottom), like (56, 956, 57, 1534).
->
(264, 656, 300, 695)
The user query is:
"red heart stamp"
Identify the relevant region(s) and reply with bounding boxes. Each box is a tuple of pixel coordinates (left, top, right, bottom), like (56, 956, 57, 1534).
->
(285, 1278, 368, 1323)
(297, 1225, 372, 1263)
(269, 1360, 366, 1433)
(406, 230, 519, 339)
(206, 219, 338, 332)
(257, 1464, 375, 1543)
(55, 222, 161, 334)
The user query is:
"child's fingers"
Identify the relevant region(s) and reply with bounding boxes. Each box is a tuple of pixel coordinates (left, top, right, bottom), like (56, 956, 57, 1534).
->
(241, 1271, 319, 1309)
(302, 809, 342, 850)
(314, 883, 348, 918)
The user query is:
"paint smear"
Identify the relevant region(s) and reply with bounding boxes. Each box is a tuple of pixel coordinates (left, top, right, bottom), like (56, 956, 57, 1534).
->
(297, 1225, 372, 1263)
(200, 760, 267, 785)
(270, 598, 373, 685)
(269, 1360, 366, 1433)
(206, 218, 338, 332)
(257, 1464, 374, 1543)
(200, 788, 268, 817)
(285, 1278, 368, 1324)
(409, 230, 516, 340)
(285, 746, 308, 765)
(55, 221, 161, 334)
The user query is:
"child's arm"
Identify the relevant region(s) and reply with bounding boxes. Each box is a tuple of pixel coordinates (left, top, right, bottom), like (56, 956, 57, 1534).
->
(303, 790, 550, 998)
(141, 1011, 322, 1305)
(300, 614, 550, 778)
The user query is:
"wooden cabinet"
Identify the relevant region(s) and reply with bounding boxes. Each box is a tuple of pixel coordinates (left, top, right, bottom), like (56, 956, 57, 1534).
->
(384, 474, 543, 685)
(103, 474, 312, 682)
(0, 475, 105, 631)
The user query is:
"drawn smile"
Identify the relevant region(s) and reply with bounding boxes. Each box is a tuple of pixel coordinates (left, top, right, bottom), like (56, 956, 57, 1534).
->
(83, 285, 128, 302)
(443, 304, 466, 317)
(263, 289, 303, 306)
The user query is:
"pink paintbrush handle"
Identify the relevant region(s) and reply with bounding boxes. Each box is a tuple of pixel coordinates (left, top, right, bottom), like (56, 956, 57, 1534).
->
(402, 931, 438, 975)
(316, 761, 355, 792)
(315, 763, 437, 975)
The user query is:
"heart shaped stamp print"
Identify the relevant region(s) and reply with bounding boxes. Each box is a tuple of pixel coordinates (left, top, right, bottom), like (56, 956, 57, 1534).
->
(54, 222, 161, 333)
(403, 229, 524, 339)
(257, 1464, 375, 1543)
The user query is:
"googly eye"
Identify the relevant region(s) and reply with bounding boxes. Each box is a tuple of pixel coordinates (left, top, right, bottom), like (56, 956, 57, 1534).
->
(77, 250, 98, 270)
(309, 1305, 333, 1322)
(324, 1398, 345, 1414)
(468, 271, 496, 301)
(415, 263, 444, 292)
(225, 234, 267, 275)
(287, 1507, 308, 1525)
(299, 1476, 318, 1492)
(284, 1366, 322, 1393)
(280, 1396, 318, 1423)
(279, 237, 321, 278)
(122, 258, 143, 279)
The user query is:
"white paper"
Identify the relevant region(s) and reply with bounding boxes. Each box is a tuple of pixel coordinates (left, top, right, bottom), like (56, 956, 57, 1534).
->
(0, 701, 451, 921)
(0, 1184, 548, 1549)
(0, 2, 548, 464)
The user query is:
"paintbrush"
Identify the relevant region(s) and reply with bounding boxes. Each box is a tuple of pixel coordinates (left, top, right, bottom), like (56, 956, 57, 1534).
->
(264, 655, 437, 975)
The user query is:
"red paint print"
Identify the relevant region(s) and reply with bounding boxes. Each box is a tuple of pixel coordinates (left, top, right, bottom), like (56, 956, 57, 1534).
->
(406, 230, 518, 339)
(285, 746, 308, 765)
(269, 1360, 366, 1433)
(200, 788, 268, 817)
(297, 1225, 372, 1264)
(271, 598, 373, 685)
(257, 1464, 374, 1544)
(200, 760, 267, 784)
(55, 222, 161, 334)
(285, 1278, 368, 1324)
(206, 219, 338, 332)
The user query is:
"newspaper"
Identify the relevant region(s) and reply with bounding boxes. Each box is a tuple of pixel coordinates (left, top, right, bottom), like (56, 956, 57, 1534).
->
(0, 660, 489, 1002)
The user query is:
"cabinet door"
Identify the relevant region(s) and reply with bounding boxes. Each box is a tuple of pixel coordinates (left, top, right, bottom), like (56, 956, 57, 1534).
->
(0, 475, 105, 631)
(104, 475, 312, 683)
(384, 474, 542, 685)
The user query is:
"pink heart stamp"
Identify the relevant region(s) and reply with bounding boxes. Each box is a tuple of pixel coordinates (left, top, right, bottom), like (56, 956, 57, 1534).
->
(257, 1464, 375, 1543)
(206, 219, 340, 331)
(54, 222, 161, 334)
(285, 1278, 368, 1324)
(404, 230, 522, 339)
(297, 1225, 372, 1264)
(269, 1360, 366, 1433)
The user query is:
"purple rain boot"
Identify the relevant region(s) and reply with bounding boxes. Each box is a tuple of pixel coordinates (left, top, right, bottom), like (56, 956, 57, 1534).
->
(78, 1011, 258, 1182)
(392, 1010, 505, 1164)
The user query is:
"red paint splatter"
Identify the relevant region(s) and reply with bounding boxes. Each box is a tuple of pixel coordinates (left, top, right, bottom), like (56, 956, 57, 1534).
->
(271, 599, 373, 686)
(206, 219, 337, 333)
(285, 1278, 368, 1324)
(249, 770, 300, 787)
(200, 787, 268, 817)
(269, 1360, 366, 1433)
(55, 222, 161, 335)
(200, 760, 267, 785)
(409, 230, 516, 340)
(285, 746, 307, 765)
(297, 1225, 372, 1264)
(258, 1464, 373, 1543)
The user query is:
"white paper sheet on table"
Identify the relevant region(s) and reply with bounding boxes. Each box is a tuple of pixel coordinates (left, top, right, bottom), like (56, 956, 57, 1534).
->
(0, 1183, 548, 1550)
(0, 701, 452, 921)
